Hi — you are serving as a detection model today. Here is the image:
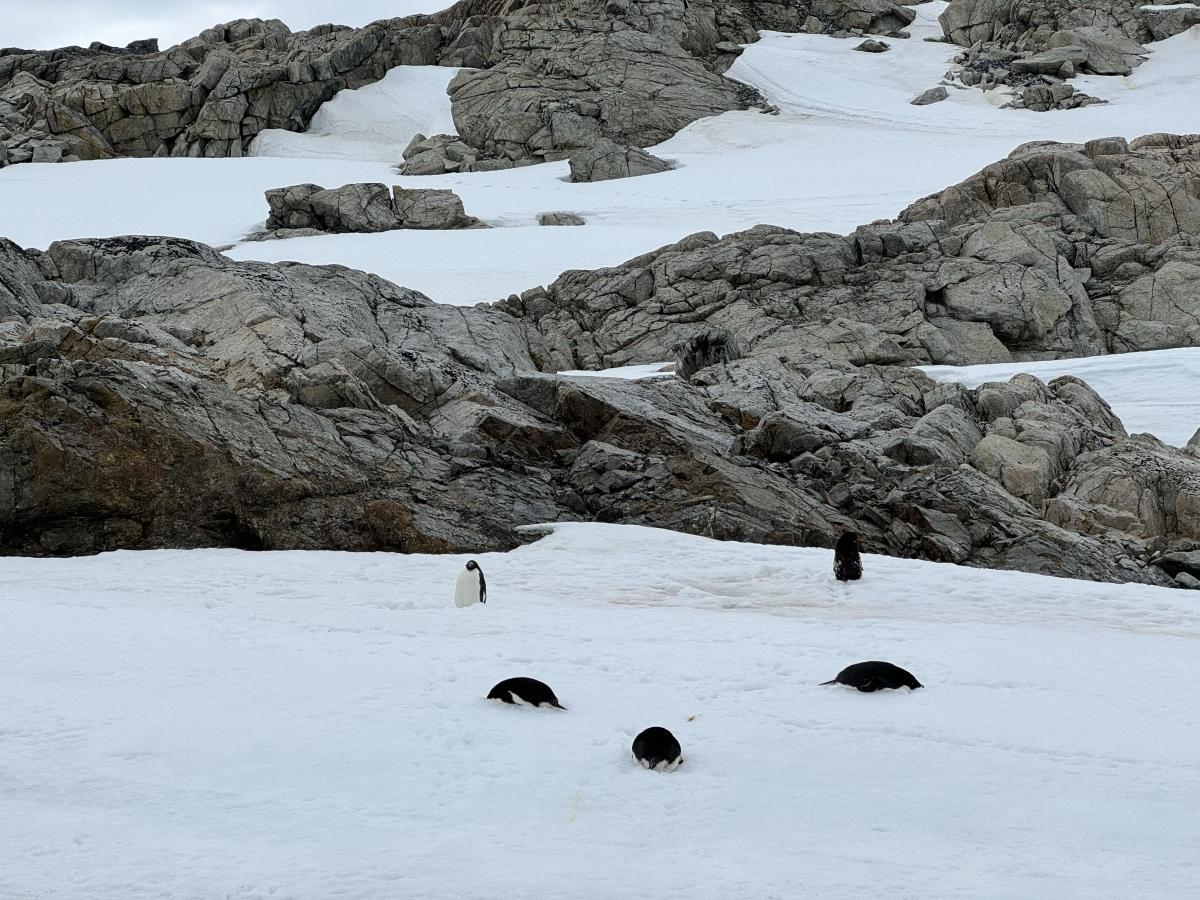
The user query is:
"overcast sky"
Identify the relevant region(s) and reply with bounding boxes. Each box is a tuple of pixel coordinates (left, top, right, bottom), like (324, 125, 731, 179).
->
(5, 1, 450, 51)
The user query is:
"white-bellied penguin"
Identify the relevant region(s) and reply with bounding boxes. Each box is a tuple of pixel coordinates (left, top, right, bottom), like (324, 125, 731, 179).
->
(834, 532, 863, 582)
(821, 661, 922, 692)
(632, 726, 683, 771)
(487, 677, 565, 709)
(455, 559, 487, 608)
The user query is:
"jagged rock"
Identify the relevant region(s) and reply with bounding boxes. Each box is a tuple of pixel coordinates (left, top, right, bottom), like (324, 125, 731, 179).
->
(674, 328, 743, 380)
(397, 132, 511, 175)
(911, 86, 948, 105)
(940, 0, 1152, 50)
(809, 0, 916, 37)
(4, 138, 1200, 590)
(1144, 5, 1200, 41)
(0, 0, 813, 171)
(972, 433, 1056, 503)
(1009, 47, 1089, 75)
(0, 17, 452, 167)
(1048, 27, 1147, 76)
(262, 182, 484, 233)
(568, 138, 672, 182)
(939, 0, 1156, 106)
(392, 187, 485, 229)
(538, 212, 586, 226)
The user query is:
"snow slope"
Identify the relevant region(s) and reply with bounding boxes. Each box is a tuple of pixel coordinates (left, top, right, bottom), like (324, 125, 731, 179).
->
(249, 66, 460, 163)
(2, 522, 1198, 898)
(922, 348, 1200, 447)
(2, 5, 1198, 305)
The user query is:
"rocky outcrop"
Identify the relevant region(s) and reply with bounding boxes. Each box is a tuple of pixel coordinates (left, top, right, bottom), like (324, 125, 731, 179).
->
(538, 212, 586, 226)
(1, 232, 1195, 589)
(939, 0, 1153, 50)
(0, 0, 949, 172)
(505, 136, 1200, 371)
(0, 18, 455, 166)
(3, 136, 1200, 590)
(1143, 5, 1200, 41)
(911, 86, 948, 105)
(256, 183, 485, 235)
(568, 139, 672, 182)
(935, 0, 1174, 111)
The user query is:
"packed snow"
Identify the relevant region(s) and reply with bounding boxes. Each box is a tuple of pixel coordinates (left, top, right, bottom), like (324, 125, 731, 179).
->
(2, 5, 1198, 305)
(2, 522, 1198, 898)
(249, 66, 460, 163)
(922, 348, 1200, 447)
(558, 362, 675, 379)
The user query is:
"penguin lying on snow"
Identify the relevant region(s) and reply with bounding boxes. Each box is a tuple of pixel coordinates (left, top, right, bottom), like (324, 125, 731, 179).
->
(454, 560, 487, 608)
(487, 677, 565, 709)
(632, 726, 683, 771)
(821, 661, 922, 692)
(834, 531, 863, 582)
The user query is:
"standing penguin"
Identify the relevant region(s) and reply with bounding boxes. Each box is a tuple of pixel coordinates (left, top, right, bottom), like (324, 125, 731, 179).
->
(487, 677, 565, 709)
(821, 661, 922, 692)
(454, 560, 487, 608)
(834, 531, 863, 582)
(632, 726, 683, 771)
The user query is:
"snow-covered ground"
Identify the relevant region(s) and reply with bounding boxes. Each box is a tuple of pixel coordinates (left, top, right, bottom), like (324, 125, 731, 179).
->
(558, 362, 675, 379)
(249, 66, 460, 163)
(2, 522, 1198, 898)
(2, 5, 1198, 305)
(922, 348, 1200, 447)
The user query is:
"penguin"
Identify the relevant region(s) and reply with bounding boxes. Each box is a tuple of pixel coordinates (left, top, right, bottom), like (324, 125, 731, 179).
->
(454, 559, 487, 608)
(632, 726, 683, 771)
(487, 677, 565, 709)
(833, 531, 863, 582)
(821, 661, 922, 692)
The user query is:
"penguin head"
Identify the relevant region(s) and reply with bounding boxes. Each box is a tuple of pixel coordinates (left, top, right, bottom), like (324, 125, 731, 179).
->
(465, 560, 479, 571)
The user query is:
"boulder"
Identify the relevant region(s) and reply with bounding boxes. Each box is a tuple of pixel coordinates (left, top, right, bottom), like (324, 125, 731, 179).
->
(538, 212, 586, 226)
(261, 183, 485, 234)
(568, 139, 673, 182)
(911, 86, 948, 106)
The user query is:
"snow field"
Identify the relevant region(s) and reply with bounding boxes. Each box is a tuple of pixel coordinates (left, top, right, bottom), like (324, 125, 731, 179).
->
(3, 6, 1198, 306)
(2, 523, 1198, 898)
(922, 348, 1200, 447)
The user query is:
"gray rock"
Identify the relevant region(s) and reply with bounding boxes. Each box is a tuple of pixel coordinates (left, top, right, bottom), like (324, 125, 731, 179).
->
(911, 86, 948, 105)
(855, 40, 891, 53)
(263, 182, 485, 233)
(810, 0, 916, 36)
(392, 187, 484, 230)
(4, 135, 1200, 592)
(568, 138, 672, 182)
(1144, 6, 1200, 41)
(538, 212, 586, 226)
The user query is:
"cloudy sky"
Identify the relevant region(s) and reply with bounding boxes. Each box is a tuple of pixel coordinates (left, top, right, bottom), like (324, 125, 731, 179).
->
(6, 1, 449, 51)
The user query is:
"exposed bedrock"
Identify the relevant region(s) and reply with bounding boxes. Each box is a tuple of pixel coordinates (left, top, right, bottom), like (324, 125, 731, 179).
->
(0, 0, 927, 170)
(935, 0, 1198, 111)
(509, 135, 1200, 369)
(2, 135, 1199, 589)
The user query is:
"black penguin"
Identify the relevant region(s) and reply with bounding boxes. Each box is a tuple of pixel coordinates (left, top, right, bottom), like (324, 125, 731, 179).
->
(487, 677, 565, 709)
(466, 559, 487, 603)
(833, 531, 863, 582)
(632, 726, 683, 771)
(821, 661, 922, 692)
